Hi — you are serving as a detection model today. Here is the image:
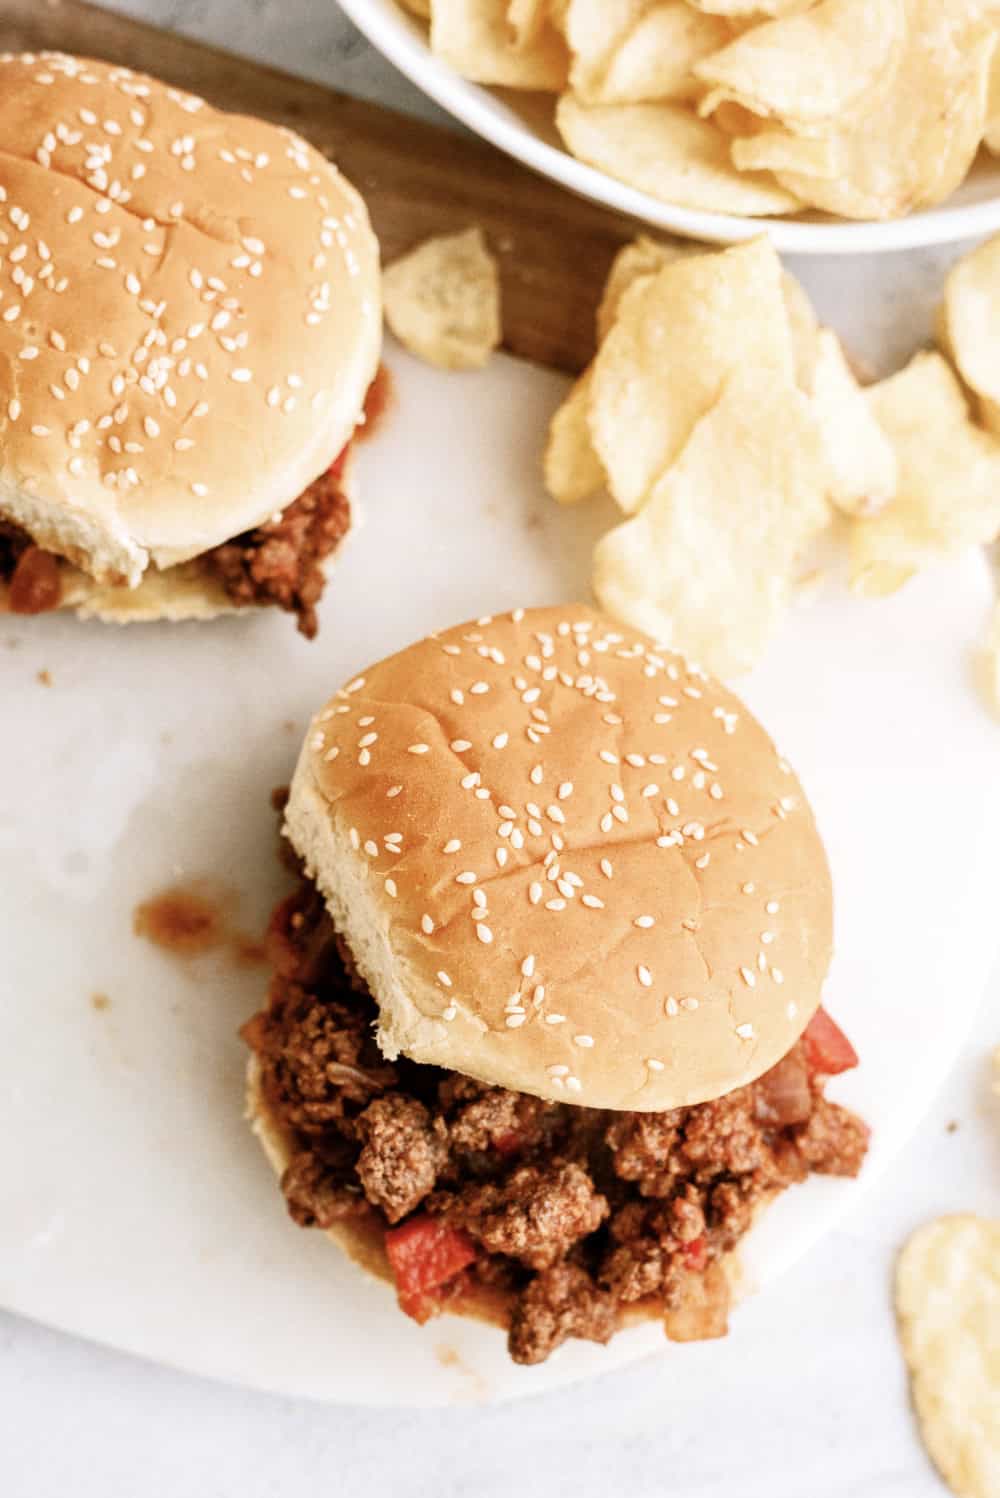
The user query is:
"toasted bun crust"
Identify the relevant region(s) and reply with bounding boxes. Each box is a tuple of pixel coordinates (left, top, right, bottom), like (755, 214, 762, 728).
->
(0, 53, 380, 585)
(285, 605, 832, 1111)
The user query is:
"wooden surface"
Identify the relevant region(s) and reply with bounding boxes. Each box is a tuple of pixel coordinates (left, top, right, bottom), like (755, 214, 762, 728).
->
(0, 0, 658, 373)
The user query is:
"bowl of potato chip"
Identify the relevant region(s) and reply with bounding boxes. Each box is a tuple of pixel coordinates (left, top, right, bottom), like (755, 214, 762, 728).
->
(341, 0, 1000, 254)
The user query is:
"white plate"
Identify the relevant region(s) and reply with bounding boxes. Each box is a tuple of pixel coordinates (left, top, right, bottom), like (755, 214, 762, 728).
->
(1, 342, 998, 1405)
(339, 0, 1000, 256)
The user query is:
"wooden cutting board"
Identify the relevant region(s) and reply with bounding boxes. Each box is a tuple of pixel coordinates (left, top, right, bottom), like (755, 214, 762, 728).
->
(0, 0, 656, 374)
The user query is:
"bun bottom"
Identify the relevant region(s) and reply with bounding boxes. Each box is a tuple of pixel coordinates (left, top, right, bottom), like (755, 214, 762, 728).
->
(245, 1058, 739, 1346)
(1, 459, 356, 626)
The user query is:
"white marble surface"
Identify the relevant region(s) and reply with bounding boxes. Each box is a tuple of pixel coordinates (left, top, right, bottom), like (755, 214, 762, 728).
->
(3, 2, 999, 1494)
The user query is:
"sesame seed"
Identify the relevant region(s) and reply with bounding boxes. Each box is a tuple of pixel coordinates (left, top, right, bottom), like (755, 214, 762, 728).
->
(581, 895, 604, 909)
(574, 1034, 594, 1048)
(476, 924, 493, 944)
(634, 916, 655, 929)
(408, 743, 429, 755)
(436, 971, 452, 987)
(742, 829, 759, 846)
(766, 901, 780, 914)
(742, 882, 755, 895)
(384, 879, 397, 898)
(506, 1014, 526, 1028)
(364, 840, 378, 857)
(387, 785, 402, 798)
(786, 1001, 798, 1020)
(772, 968, 785, 985)
(456, 871, 477, 885)
(530, 765, 543, 785)
(681, 997, 699, 1011)
(599, 750, 618, 765)
(521, 955, 536, 977)
(740, 967, 756, 988)
(545, 1014, 566, 1026)
(442, 1005, 457, 1022)
(548, 1065, 569, 1078)
(565, 1077, 583, 1093)
(421, 914, 434, 935)
(529, 882, 542, 905)
(736, 1023, 755, 1040)
(761, 931, 775, 944)
(664, 997, 679, 1017)
(323, 747, 339, 762)
(646, 1058, 664, 1072)
(637, 966, 652, 988)
(469, 681, 489, 695)
(545, 899, 566, 912)
(451, 739, 471, 752)
(492, 733, 508, 749)
(443, 839, 461, 854)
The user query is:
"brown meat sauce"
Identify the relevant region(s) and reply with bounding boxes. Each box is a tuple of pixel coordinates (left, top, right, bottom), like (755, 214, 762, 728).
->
(245, 879, 869, 1365)
(0, 458, 350, 635)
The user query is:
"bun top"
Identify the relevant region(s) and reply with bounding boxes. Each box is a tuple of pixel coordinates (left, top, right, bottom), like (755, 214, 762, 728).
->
(286, 605, 833, 1111)
(0, 53, 380, 584)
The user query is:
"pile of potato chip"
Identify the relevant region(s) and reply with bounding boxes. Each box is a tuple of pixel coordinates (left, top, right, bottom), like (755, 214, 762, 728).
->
(400, 0, 1000, 221)
(544, 233, 1000, 683)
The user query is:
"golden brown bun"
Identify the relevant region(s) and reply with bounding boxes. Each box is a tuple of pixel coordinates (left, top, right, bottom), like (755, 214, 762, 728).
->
(0, 53, 380, 586)
(285, 605, 832, 1111)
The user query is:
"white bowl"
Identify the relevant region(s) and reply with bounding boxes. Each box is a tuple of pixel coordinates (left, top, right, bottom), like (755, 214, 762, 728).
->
(340, 0, 1000, 256)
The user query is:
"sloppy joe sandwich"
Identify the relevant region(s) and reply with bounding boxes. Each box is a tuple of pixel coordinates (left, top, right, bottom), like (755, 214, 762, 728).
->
(243, 604, 868, 1364)
(0, 52, 380, 636)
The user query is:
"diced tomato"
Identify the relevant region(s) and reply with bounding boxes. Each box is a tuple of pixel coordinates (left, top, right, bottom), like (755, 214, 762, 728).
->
(493, 1130, 523, 1156)
(684, 1237, 708, 1273)
(802, 1007, 859, 1076)
(9, 545, 62, 614)
(385, 1215, 476, 1322)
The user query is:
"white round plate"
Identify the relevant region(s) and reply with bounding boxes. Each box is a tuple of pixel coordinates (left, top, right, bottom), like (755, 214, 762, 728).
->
(1, 343, 999, 1405)
(339, 0, 1000, 256)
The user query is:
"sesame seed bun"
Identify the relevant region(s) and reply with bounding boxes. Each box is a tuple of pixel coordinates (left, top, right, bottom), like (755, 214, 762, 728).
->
(284, 605, 832, 1112)
(0, 53, 380, 586)
(245, 1056, 735, 1337)
(0, 454, 358, 623)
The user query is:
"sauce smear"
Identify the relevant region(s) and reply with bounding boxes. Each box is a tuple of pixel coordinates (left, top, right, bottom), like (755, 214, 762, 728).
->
(133, 881, 271, 965)
(358, 363, 394, 443)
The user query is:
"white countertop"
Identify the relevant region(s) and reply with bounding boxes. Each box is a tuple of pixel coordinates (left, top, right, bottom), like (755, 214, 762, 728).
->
(3, 3, 999, 1494)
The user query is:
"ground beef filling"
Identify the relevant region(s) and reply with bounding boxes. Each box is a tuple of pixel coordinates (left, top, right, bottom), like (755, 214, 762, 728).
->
(201, 461, 351, 638)
(245, 880, 869, 1366)
(0, 457, 350, 635)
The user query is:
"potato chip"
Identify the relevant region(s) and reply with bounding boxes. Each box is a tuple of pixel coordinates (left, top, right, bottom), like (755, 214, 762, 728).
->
(383, 227, 501, 371)
(983, 603, 1000, 718)
(805, 329, 897, 515)
(594, 234, 693, 342)
(985, 43, 1000, 153)
(851, 353, 1000, 594)
(895, 1217, 1000, 1498)
(695, 0, 903, 126)
(941, 233, 1000, 438)
(588, 237, 795, 512)
(745, 5, 997, 220)
(780, 270, 819, 388)
(593, 370, 831, 677)
(508, 0, 552, 48)
(562, 0, 729, 105)
(544, 367, 606, 503)
(732, 130, 843, 181)
(431, 0, 569, 87)
(685, 0, 806, 15)
(554, 95, 800, 216)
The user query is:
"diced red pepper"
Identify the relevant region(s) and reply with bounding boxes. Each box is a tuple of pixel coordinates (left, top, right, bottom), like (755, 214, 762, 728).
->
(385, 1215, 476, 1323)
(684, 1237, 708, 1273)
(802, 1007, 859, 1077)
